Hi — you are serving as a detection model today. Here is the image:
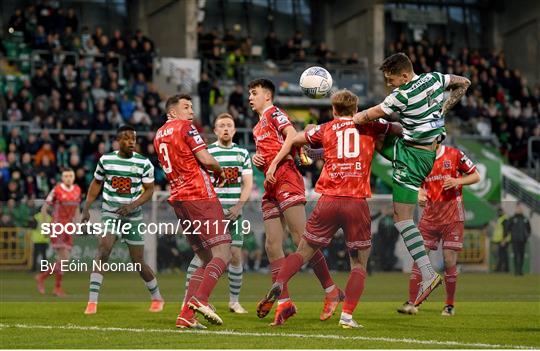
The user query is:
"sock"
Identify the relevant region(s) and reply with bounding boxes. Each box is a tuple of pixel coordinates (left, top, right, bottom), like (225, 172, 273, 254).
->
(275, 253, 304, 286)
(52, 262, 63, 288)
(88, 272, 103, 303)
(39, 266, 52, 280)
(228, 264, 243, 303)
(309, 250, 334, 290)
(325, 284, 336, 293)
(270, 257, 290, 300)
(184, 255, 203, 302)
(194, 257, 227, 304)
(145, 278, 163, 301)
(395, 220, 435, 281)
(54, 270, 63, 288)
(444, 265, 458, 306)
(408, 263, 422, 304)
(342, 268, 366, 315)
(340, 312, 352, 320)
(184, 267, 204, 304)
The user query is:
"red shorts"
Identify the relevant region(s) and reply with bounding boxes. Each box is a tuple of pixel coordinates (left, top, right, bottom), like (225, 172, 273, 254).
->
(170, 197, 231, 252)
(418, 220, 464, 251)
(262, 160, 306, 221)
(304, 195, 371, 251)
(51, 233, 73, 250)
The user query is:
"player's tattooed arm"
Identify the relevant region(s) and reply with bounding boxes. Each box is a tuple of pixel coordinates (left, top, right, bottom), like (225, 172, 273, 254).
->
(81, 179, 103, 222)
(353, 105, 387, 125)
(441, 74, 471, 116)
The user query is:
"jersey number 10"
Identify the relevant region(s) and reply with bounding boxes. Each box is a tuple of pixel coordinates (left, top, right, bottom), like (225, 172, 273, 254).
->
(336, 129, 360, 159)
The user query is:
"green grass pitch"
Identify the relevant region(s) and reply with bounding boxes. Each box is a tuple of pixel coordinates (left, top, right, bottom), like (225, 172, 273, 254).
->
(1, 271, 539, 349)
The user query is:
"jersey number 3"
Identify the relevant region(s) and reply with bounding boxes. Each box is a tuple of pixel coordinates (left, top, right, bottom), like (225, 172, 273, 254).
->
(158, 143, 172, 174)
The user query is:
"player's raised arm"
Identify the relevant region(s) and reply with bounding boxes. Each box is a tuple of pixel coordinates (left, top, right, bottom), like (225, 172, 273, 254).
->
(441, 74, 471, 116)
(352, 104, 388, 125)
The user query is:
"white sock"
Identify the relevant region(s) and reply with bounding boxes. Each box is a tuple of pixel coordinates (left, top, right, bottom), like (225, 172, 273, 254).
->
(88, 272, 103, 303)
(228, 264, 243, 303)
(324, 284, 336, 293)
(341, 312, 352, 320)
(145, 278, 162, 300)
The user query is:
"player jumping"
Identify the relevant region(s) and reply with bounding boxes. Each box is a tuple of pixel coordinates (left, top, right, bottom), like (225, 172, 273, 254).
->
(258, 89, 401, 328)
(183, 113, 253, 314)
(36, 169, 81, 297)
(82, 125, 164, 315)
(352, 53, 471, 306)
(249, 78, 342, 326)
(398, 144, 480, 316)
(155, 94, 230, 328)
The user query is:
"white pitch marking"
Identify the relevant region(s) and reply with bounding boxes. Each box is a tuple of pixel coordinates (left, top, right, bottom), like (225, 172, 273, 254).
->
(0, 323, 535, 349)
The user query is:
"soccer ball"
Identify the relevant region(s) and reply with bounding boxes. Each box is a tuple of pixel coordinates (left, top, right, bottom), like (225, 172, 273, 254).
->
(299, 66, 333, 99)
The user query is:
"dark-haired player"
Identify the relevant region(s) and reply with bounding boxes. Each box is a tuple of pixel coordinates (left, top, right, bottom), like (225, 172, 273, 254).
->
(155, 94, 230, 328)
(351, 53, 471, 306)
(82, 125, 164, 315)
(249, 78, 341, 326)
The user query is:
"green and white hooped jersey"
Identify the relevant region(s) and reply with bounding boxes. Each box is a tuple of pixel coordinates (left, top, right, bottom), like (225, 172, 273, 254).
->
(94, 151, 154, 221)
(207, 142, 252, 211)
(380, 72, 450, 145)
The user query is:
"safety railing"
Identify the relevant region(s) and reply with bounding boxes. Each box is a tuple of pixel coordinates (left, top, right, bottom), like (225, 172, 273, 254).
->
(0, 227, 32, 268)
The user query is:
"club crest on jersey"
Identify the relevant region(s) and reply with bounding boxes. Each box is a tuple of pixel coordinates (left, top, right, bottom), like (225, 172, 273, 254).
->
(443, 160, 451, 169)
(236, 153, 243, 163)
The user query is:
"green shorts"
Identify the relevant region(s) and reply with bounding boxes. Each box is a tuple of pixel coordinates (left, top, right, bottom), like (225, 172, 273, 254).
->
(102, 216, 144, 246)
(230, 217, 244, 247)
(242, 232, 258, 252)
(379, 135, 436, 204)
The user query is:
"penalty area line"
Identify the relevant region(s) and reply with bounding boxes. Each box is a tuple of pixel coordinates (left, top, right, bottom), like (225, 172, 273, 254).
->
(0, 323, 535, 349)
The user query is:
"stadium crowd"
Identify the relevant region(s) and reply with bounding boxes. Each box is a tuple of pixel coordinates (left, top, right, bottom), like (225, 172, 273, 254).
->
(0, 5, 536, 272)
(387, 34, 540, 168)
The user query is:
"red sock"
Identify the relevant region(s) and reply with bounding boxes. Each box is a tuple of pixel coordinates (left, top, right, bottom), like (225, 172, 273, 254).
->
(195, 258, 227, 304)
(342, 268, 366, 314)
(53, 263, 63, 288)
(184, 267, 205, 304)
(409, 263, 421, 304)
(270, 257, 290, 300)
(55, 271, 63, 288)
(39, 267, 53, 280)
(309, 250, 334, 290)
(444, 265, 457, 306)
(276, 253, 304, 285)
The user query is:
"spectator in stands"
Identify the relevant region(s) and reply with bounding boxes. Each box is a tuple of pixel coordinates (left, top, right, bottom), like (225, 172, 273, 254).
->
(508, 125, 528, 167)
(264, 31, 280, 61)
(227, 48, 245, 81)
(228, 83, 245, 115)
(198, 72, 212, 126)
